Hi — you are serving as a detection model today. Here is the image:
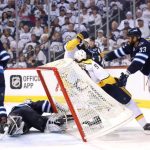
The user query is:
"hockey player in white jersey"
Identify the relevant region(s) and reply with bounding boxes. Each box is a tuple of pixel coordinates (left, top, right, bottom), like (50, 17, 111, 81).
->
(74, 50, 150, 133)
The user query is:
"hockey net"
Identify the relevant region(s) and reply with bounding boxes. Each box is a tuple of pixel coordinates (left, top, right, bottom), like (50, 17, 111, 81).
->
(39, 58, 133, 142)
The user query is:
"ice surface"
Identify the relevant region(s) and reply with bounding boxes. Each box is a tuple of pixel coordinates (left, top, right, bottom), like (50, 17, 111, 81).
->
(0, 103, 150, 150)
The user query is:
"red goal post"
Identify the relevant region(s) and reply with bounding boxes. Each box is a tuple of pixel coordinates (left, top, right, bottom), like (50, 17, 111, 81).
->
(37, 66, 87, 142)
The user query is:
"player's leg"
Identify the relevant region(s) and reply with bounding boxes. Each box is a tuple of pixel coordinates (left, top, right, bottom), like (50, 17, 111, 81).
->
(0, 72, 7, 128)
(102, 84, 150, 132)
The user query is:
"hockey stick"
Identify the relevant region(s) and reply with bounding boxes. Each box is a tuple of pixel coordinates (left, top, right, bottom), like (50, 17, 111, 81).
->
(0, 126, 9, 140)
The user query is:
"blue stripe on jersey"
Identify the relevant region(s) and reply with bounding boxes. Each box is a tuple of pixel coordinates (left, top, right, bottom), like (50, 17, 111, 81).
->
(0, 50, 7, 55)
(135, 53, 148, 59)
(1, 55, 10, 61)
(133, 58, 145, 64)
(0, 106, 6, 112)
(0, 52, 10, 61)
(0, 106, 6, 115)
(42, 101, 51, 112)
(114, 47, 126, 58)
(134, 53, 148, 64)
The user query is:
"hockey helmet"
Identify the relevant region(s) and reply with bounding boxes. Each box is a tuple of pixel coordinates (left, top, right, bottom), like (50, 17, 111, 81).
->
(127, 27, 142, 38)
(74, 50, 87, 62)
(77, 31, 89, 40)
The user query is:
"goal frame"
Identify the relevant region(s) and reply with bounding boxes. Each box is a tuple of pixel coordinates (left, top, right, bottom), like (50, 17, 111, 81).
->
(38, 67, 87, 142)
(7, 67, 87, 142)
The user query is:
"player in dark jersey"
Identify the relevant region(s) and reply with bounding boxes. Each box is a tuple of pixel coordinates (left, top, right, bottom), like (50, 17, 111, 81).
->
(0, 41, 10, 125)
(86, 36, 103, 66)
(104, 27, 150, 87)
(2, 99, 71, 136)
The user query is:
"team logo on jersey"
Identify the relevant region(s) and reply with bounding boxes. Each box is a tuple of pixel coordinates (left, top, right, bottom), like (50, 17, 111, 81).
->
(10, 75, 22, 89)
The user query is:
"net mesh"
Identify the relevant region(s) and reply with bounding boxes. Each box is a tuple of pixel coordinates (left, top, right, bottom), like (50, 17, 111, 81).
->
(44, 59, 133, 139)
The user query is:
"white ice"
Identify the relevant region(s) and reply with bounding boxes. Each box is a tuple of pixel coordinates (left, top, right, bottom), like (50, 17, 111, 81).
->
(0, 103, 150, 150)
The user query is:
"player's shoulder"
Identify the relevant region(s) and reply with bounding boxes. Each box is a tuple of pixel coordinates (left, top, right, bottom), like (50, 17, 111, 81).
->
(139, 38, 150, 47)
(82, 59, 93, 64)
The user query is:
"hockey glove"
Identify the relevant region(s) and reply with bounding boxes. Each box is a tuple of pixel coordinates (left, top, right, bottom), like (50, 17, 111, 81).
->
(117, 72, 129, 87)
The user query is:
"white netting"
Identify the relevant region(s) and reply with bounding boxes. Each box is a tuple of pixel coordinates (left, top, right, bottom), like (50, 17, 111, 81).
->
(44, 59, 133, 140)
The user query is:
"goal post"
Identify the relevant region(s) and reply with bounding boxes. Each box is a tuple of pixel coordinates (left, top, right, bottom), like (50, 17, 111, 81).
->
(37, 66, 87, 142)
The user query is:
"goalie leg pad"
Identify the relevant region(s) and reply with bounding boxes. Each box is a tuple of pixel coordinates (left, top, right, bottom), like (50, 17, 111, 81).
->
(102, 84, 131, 104)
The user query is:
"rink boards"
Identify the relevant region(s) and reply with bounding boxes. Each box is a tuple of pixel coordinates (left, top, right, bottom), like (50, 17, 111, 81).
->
(4, 67, 150, 108)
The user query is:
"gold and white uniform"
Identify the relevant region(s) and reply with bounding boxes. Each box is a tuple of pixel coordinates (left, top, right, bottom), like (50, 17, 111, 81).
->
(80, 59, 117, 87)
(64, 38, 80, 59)
(79, 59, 148, 129)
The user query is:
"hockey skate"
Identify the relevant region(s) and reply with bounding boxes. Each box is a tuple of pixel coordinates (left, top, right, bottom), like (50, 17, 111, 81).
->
(45, 113, 67, 133)
(143, 123, 150, 134)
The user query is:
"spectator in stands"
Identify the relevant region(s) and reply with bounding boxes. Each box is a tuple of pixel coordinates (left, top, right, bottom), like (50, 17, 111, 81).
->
(74, 21, 87, 33)
(142, 2, 150, 27)
(118, 11, 134, 30)
(58, 8, 66, 26)
(110, 0, 123, 16)
(50, 32, 64, 60)
(66, 9, 76, 24)
(95, 29, 105, 48)
(117, 29, 128, 47)
(13, 55, 27, 68)
(137, 18, 150, 38)
(26, 55, 37, 68)
(19, 3, 31, 24)
(30, 18, 43, 40)
(62, 23, 76, 44)
(6, 19, 15, 37)
(23, 34, 39, 54)
(110, 21, 120, 41)
(68, 2, 77, 16)
(34, 46, 47, 65)
(1, 28, 14, 44)
(122, 21, 132, 31)
(61, 17, 71, 34)
(8, 40, 17, 60)
(19, 25, 31, 45)
(51, 17, 61, 32)
(3, 0, 15, 13)
(58, 0, 69, 11)
(1, 12, 9, 27)
(88, 7, 102, 35)
(80, 7, 90, 26)
(44, 3, 59, 21)
(39, 33, 49, 59)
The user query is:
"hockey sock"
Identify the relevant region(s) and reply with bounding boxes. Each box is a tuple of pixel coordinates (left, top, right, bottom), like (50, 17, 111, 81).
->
(126, 99, 147, 128)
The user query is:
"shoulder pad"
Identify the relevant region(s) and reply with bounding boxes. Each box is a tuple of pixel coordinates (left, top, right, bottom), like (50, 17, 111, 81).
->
(82, 59, 93, 64)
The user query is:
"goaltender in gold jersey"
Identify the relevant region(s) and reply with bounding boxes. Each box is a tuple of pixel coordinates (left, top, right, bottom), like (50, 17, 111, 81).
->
(73, 50, 150, 133)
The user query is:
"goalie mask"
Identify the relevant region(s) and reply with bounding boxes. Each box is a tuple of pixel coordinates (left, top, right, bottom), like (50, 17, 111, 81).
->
(6, 115, 25, 136)
(74, 50, 87, 62)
